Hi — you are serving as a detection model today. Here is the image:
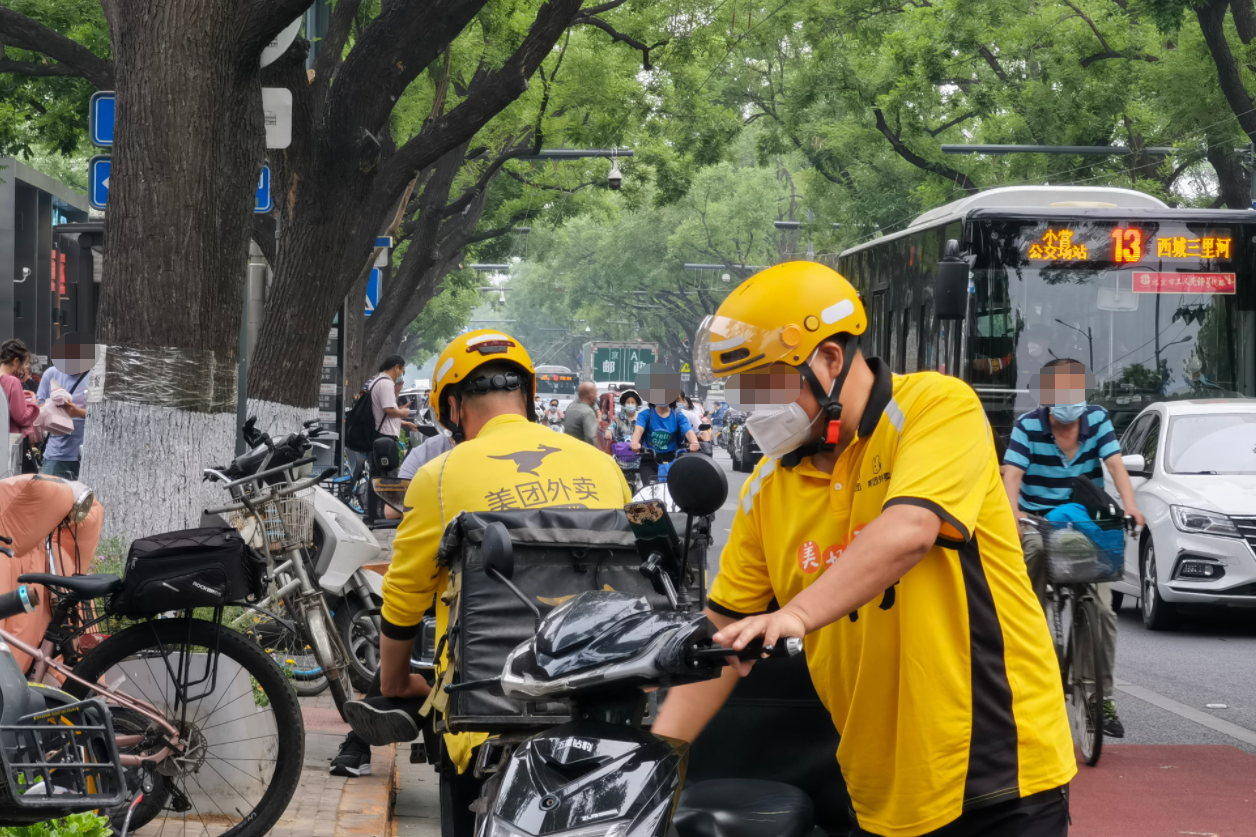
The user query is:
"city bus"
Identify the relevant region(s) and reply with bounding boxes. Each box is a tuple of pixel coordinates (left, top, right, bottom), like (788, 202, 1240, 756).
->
(836, 185, 1256, 443)
(535, 364, 578, 412)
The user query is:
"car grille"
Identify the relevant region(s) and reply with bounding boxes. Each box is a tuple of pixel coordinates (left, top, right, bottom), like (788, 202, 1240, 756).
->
(1228, 516, 1256, 550)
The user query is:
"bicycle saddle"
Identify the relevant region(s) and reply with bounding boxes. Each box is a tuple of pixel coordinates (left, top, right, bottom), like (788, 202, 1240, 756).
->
(674, 779, 817, 837)
(18, 573, 123, 599)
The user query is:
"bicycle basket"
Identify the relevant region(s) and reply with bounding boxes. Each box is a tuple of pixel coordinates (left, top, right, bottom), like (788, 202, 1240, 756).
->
(1038, 518, 1124, 585)
(0, 697, 126, 823)
(230, 483, 315, 551)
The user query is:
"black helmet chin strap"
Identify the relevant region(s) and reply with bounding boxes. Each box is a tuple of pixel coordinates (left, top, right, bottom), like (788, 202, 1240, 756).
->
(781, 334, 858, 467)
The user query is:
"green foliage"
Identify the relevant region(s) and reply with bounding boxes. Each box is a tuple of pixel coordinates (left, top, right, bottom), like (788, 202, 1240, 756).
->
(0, 811, 112, 837)
(0, 0, 109, 159)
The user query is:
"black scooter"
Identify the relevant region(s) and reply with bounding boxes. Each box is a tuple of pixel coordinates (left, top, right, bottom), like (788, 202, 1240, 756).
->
(451, 455, 816, 837)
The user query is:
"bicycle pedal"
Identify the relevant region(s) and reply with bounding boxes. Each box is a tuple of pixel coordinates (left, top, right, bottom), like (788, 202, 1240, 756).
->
(410, 742, 427, 764)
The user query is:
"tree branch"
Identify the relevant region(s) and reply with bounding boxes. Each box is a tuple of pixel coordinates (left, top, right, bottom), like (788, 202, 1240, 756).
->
(0, 5, 113, 89)
(326, 0, 492, 145)
(0, 54, 79, 77)
(442, 140, 535, 217)
(976, 45, 1010, 83)
(928, 110, 978, 137)
(574, 14, 667, 69)
(311, 0, 364, 89)
(1060, 0, 1118, 56)
(1197, 0, 1256, 145)
(1233, 0, 1256, 43)
(378, 0, 585, 194)
(502, 168, 599, 192)
(872, 106, 979, 193)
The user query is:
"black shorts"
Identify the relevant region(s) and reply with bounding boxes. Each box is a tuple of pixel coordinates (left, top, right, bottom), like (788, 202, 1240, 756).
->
(851, 787, 1068, 837)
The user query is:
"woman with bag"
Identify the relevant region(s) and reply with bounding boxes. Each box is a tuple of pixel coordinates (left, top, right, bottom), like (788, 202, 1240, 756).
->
(36, 337, 92, 480)
(1, 340, 40, 472)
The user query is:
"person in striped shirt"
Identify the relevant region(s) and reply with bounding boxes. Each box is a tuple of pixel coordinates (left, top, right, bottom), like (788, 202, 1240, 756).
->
(1001, 357, 1144, 739)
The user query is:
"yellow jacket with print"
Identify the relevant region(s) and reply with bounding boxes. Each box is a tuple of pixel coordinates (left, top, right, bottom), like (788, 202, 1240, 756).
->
(709, 360, 1075, 837)
(382, 414, 633, 769)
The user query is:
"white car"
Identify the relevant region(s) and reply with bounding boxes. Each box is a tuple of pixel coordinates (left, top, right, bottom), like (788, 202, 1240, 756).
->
(1106, 399, 1256, 630)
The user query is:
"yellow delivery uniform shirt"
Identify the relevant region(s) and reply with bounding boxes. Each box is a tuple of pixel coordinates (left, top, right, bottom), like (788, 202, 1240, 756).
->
(382, 413, 632, 770)
(709, 360, 1075, 837)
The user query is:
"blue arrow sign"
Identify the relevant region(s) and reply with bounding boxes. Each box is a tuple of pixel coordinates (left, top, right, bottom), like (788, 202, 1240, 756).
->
(89, 91, 114, 147)
(255, 165, 272, 213)
(375, 237, 393, 249)
(366, 268, 381, 316)
(88, 156, 110, 209)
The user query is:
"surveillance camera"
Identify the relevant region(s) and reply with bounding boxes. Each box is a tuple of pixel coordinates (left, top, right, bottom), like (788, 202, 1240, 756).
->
(608, 159, 623, 191)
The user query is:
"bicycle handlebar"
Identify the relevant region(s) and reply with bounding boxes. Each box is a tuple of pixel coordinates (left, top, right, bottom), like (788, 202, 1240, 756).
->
(687, 636, 803, 662)
(0, 586, 38, 620)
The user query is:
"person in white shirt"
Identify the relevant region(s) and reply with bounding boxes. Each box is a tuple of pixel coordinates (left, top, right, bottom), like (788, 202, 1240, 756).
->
(370, 355, 418, 439)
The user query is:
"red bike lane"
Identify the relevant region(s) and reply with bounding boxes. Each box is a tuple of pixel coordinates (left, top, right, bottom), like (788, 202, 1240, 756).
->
(1068, 745, 1256, 836)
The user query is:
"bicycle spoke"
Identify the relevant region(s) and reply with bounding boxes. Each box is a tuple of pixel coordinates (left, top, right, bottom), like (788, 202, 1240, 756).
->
(203, 732, 279, 749)
(201, 754, 272, 785)
(200, 756, 263, 813)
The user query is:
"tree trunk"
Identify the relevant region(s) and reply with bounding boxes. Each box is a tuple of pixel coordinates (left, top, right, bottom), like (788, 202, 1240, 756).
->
(1206, 146, 1252, 209)
(82, 1, 267, 538)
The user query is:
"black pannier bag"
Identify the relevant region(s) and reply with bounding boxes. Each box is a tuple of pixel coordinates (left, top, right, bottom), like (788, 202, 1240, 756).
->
(436, 508, 707, 733)
(110, 526, 263, 617)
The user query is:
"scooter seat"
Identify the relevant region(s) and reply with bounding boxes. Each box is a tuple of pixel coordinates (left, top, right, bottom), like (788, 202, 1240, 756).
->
(674, 779, 816, 837)
(18, 573, 123, 599)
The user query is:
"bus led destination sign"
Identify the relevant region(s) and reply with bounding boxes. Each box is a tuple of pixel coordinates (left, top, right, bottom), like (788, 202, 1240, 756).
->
(1133, 272, 1236, 295)
(1024, 225, 1233, 264)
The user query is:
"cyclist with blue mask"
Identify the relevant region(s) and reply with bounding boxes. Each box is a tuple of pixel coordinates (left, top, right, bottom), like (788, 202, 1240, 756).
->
(1001, 357, 1145, 740)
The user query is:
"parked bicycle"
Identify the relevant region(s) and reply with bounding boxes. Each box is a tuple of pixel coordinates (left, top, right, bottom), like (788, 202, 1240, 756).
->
(205, 422, 357, 713)
(1023, 514, 1133, 766)
(3, 519, 304, 835)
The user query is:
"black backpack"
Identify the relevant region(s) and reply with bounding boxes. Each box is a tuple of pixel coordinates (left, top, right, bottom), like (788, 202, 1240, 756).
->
(1070, 475, 1123, 521)
(345, 376, 389, 454)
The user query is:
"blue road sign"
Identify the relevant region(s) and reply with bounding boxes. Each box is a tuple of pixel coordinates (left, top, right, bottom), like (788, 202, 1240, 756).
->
(88, 156, 110, 209)
(89, 91, 114, 147)
(366, 268, 381, 316)
(375, 237, 393, 248)
(255, 165, 272, 213)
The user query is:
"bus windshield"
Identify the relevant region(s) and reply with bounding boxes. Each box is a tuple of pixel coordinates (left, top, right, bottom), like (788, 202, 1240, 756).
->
(968, 217, 1256, 436)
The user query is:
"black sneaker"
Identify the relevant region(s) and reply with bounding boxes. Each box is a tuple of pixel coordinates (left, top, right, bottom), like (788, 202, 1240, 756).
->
(330, 733, 372, 777)
(343, 700, 420, 746)
(1103, 699, 1125, 739)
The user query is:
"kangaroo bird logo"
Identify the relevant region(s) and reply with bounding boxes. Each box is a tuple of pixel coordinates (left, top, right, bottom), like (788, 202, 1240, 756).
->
(490, 444, 561, 476)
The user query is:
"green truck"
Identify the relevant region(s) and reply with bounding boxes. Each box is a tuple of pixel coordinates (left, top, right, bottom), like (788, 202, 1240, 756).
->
(581, 341, 658, 384)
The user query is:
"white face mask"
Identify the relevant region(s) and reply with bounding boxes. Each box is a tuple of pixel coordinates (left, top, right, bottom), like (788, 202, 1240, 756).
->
(744, 402, 821, 460)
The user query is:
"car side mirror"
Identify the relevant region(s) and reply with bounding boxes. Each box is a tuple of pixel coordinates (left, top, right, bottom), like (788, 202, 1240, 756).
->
(481, 521, 514, 581)
(935, 239, 969, 321)
(1121, 453, 1147, 476)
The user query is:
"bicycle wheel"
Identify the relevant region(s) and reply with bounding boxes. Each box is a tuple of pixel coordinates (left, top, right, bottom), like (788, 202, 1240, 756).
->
(1066, 598, 1105, 766)
(248, 601, 328, 696)
(64, 617, 305, 837)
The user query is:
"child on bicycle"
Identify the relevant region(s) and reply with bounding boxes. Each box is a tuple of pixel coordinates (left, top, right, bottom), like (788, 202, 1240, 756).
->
(1001, 358, 1145, 739)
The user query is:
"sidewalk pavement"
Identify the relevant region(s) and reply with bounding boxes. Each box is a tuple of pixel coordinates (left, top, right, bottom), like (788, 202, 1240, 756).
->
(270, 692, 397, 837)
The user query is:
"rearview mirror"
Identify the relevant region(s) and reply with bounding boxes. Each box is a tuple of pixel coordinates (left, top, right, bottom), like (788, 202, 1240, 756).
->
(935, 239, 969, 321)
(667, 454, 728, 517)
(1121, 453, 1146, 476)
(481, 521, 515, 581)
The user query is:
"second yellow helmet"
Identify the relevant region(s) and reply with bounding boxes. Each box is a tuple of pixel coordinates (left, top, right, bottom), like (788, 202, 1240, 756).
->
(695, 261, 866, 385)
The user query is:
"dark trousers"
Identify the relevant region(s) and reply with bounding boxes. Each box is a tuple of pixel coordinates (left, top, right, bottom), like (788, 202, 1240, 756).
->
(852, 788, 1068, 837)
(348, 670, 484, 837)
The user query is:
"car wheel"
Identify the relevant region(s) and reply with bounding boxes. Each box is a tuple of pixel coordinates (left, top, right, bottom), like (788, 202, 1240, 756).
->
(1110, 590, 1124, 612)
(1141, 538, 1179, 631)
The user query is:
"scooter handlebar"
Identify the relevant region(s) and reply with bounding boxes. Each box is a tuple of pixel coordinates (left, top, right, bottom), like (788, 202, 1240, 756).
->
(687, 636, 803, 662)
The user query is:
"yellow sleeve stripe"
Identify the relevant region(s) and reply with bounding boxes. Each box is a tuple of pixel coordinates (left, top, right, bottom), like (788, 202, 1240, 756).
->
(741, 457, 777, 515)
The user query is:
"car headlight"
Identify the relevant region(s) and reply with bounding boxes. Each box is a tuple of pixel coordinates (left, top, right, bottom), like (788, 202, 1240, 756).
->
(1170, 506, 1240, 537)
(487, 817, 629, 837)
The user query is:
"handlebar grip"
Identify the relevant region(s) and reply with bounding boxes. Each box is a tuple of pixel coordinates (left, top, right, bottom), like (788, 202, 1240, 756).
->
(687, 636, 803, 662)
(0, 535, 12, 544)
(0, 586, 39, 620)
